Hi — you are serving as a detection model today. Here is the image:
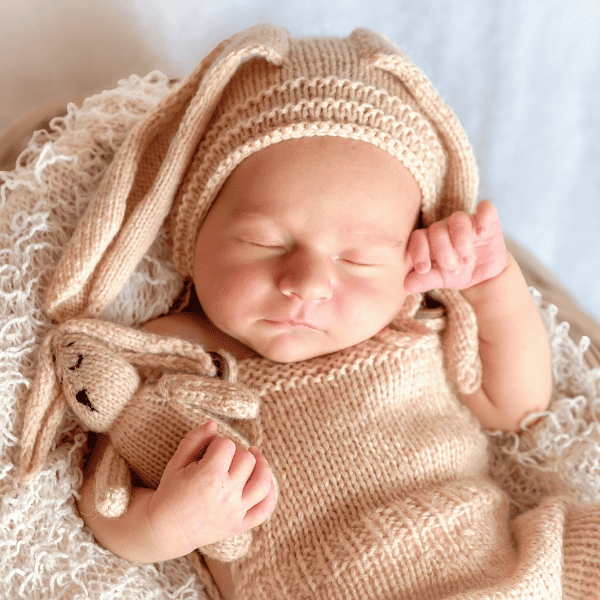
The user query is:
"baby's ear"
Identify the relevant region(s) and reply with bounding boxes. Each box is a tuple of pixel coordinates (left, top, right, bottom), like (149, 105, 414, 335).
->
(54, 332, 140, 432)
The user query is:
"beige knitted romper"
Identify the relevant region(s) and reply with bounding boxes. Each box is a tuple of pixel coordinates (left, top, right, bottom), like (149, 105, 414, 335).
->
(221, 293, 599, 600)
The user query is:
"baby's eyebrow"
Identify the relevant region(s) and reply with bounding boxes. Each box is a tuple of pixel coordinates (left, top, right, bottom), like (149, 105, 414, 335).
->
(231, 212, 407, 247)
(230, 212, 282, 227)
(347, 229, 407, 248)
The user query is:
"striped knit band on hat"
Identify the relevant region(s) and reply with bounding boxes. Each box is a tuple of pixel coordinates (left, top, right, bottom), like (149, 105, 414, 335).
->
(170, 34, 451, 278)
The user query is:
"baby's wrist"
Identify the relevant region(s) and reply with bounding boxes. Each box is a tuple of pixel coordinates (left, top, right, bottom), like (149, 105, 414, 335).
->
(125, 487, 184, 563)
(460, 252, 512, 304)
(460, 253, 534, 331)
(144, 491, 200, 562)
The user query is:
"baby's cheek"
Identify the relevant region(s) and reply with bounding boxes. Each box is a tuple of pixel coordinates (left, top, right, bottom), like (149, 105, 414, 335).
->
(215, 266, 271, 316)
(337, 278, 406, 330)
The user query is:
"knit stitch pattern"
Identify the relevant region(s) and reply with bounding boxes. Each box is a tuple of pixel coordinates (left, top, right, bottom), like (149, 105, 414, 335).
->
(44, 25, 479, 321)
(1, 71, 209, 599)
(18, 316, 261, 563)
(224, 302, 600, 600)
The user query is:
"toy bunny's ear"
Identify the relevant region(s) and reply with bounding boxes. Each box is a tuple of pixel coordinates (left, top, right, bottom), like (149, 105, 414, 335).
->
(46, 24, 290, 323)
(59, 317, 218, 376)
(19, 332, 68, 483)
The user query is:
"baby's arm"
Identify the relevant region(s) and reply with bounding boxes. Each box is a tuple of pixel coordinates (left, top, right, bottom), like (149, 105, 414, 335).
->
(405, 200, 552, 432)
(78, 420, 276, 563)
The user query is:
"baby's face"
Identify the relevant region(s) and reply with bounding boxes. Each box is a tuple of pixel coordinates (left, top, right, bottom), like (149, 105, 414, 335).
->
(193, 137, 421, 363)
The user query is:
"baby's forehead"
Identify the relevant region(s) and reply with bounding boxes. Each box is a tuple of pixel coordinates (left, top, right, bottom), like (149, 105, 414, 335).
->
(220, 137, 422, 200)
(208, 137, 422, 242)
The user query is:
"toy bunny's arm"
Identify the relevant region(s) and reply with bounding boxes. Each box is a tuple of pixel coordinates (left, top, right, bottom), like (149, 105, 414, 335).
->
(94, 440, 133, 518)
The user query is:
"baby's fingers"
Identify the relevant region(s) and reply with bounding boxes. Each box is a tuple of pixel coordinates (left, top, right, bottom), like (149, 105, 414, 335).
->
(428, 221, 460, 272)
(168, 420, 218, 471)
(474, 200, 501, 238)
(407, 228, 431, 273)
(228, 446, 257, 482)
(404, 267, 446, 293)
(448, 212, 475, 265)
(242, 479, 277, 530)
(201, 436, 238, 470)
(242, 448, 274, 507)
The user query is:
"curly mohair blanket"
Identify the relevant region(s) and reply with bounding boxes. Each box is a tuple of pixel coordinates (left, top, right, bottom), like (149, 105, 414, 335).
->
(1, 71, 600, 599)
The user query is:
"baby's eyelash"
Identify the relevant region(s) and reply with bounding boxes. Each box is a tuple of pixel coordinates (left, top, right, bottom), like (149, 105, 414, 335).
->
(337, 256, 383, 267)
(237, 237, 283, 248)
(252, 241, 284, 249)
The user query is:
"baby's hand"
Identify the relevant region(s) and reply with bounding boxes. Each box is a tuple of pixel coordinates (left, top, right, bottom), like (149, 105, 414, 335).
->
(405, 200, 507, 294)
(146, 420, 276, 559)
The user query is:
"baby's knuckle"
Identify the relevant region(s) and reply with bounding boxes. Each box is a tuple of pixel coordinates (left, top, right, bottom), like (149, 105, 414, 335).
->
(212, 437, 237, 454)
(429, 221, 444, 234)
(254, 471, 273, 496)
(241, 448, 257, 464)
(450, 211, 468, 225)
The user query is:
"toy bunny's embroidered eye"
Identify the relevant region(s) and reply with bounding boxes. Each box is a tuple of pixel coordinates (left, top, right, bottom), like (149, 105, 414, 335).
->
(76, 389, 98, 412)
(69, 355, 84, 370)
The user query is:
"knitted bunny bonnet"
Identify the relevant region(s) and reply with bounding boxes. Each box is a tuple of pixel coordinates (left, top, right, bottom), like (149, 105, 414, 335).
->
(44, 23, 479, 322)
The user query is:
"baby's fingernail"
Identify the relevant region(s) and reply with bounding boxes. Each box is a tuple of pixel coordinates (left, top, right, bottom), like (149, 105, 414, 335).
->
(416, 261, 430, 273)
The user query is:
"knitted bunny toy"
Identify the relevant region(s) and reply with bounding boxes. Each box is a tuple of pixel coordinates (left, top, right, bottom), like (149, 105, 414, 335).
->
(19, 317, 261, 562)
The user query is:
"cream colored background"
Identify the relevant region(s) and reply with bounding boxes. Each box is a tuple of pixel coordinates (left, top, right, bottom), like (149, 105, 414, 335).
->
(0, 0, 173, 131)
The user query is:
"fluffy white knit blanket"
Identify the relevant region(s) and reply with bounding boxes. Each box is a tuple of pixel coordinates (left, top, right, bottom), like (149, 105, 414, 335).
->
(1, 72, 599, 599)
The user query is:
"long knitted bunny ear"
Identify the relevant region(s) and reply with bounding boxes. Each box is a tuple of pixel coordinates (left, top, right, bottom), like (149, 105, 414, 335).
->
(57, 317, 220, 376)
(19, 331, 68, 483)
(349, 29, 479, 225)
(46, 24, 290, 323)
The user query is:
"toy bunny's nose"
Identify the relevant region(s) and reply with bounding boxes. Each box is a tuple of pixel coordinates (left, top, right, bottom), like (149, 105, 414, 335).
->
(75, 389, 98, 412)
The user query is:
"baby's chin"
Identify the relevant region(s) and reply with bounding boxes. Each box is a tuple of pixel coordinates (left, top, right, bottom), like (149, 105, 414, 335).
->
(247, 333, 357, 364)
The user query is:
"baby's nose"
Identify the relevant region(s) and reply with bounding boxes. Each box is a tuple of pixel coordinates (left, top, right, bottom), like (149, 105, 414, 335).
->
(277, 250, 333, 302)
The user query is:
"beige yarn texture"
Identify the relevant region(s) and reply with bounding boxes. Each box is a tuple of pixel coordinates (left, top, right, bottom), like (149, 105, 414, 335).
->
(171, 30, 456, 278)
(223, 290, 600, 600)
(19, 316, 262, 562)
(14, 23, 600, 599)
(44, 23, 478, 322)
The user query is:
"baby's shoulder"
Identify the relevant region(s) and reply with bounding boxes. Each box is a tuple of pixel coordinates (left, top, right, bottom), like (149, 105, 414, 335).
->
(141, 312, 207, 340)
(141, 312, 255, 359)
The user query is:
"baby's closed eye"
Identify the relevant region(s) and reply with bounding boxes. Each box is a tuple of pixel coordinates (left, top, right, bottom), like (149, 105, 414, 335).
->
(336, 255, 385, 267)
